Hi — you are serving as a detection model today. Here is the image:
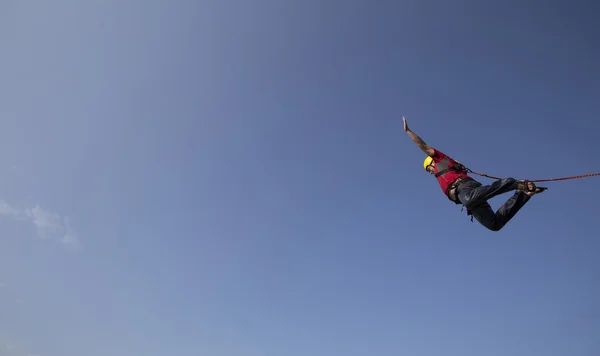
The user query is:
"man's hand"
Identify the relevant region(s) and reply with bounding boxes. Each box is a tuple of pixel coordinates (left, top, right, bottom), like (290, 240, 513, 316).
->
(403, 115, 434, 156)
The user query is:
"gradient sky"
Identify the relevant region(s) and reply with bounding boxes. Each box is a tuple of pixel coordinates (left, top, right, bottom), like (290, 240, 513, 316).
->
(1, 1, 599, 355)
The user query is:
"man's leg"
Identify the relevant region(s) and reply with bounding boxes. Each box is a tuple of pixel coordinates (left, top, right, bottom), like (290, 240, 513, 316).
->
(466, 191, 531, 231)
(457, 178, 519, 209)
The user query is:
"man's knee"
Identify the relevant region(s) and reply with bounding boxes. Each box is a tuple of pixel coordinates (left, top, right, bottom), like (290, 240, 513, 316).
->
(487, 220, 506, 231)
(478, 222, 502, 231)
(477, 215, 504, 231)
(488, 224, 503, 232)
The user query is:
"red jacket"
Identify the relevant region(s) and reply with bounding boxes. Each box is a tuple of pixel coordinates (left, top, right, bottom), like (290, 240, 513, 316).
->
(430, 148, 471, 196)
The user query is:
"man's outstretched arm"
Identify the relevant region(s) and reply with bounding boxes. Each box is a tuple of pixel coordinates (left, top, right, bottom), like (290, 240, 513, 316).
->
(403, 116, 435, 156)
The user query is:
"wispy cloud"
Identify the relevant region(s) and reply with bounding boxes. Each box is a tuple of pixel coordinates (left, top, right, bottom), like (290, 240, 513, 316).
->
(0, 200, 80, 247)
(61, 216, 78, 245)
(25, 205, 63, 239)
(2, 340, 40, 356)
(0, 201, 27, 220)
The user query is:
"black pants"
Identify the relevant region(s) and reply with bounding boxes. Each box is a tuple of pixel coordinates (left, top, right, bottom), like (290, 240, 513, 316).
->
(456, 178, 531, 231)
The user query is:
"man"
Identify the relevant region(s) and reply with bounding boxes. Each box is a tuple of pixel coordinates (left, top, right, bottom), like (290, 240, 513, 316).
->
(403, 116, 546, 231)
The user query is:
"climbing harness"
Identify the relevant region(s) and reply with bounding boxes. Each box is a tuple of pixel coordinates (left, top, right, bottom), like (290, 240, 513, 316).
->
(435, 162, 468, 178)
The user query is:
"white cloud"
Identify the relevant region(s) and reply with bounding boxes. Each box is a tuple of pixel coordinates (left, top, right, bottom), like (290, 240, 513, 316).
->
(0, 200, 80, 248)
(0, 201, 16, 215)
(25, 205, 63, 239)
(0, 201, 27, 220)
(61, 216, 79, 246)
(2, 341, 40, 356)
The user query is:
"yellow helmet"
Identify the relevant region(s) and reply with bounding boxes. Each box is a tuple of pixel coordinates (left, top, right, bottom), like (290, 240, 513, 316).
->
(423, 156, 433, 170)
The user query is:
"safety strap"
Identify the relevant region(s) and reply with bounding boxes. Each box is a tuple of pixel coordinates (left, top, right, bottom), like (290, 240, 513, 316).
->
(465, 168, 600, 183)
(435, 164, 468, 178)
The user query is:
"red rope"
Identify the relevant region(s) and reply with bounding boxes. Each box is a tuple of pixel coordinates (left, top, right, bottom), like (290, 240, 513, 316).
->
(466, 169, 600, 183)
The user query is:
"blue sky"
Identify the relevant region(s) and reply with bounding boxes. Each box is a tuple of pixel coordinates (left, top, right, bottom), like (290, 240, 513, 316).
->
(1, 1, 599, 355)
